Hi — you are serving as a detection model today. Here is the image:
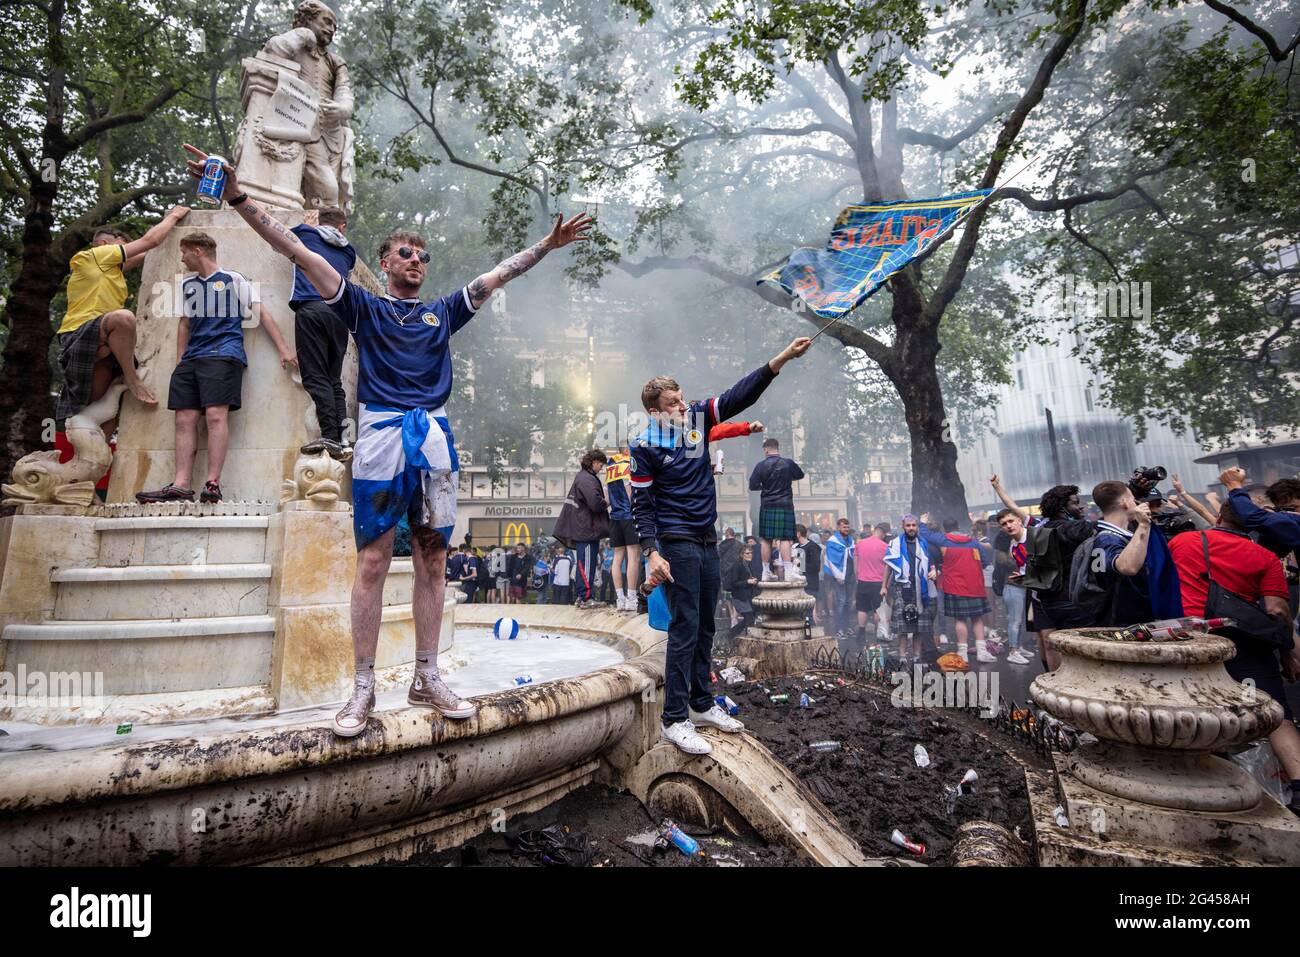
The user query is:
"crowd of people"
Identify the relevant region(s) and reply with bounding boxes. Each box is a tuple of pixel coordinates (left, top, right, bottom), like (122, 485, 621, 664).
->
(64, 148, 1300, 776)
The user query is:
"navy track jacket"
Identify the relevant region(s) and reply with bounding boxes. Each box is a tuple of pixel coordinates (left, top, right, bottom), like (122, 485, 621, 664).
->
(630, 363, 778, 552)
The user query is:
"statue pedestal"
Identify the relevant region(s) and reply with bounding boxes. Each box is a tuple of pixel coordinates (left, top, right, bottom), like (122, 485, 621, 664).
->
(235, 52, 312, 210)
(732, 580, 835, 678)
(106, 207, 356, 505)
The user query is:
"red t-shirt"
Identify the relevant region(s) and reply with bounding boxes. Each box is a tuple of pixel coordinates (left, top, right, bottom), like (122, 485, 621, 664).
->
(937, 535, 986, 598)
(1168, 529, 1288, 617)
(855, 536, 887, 582)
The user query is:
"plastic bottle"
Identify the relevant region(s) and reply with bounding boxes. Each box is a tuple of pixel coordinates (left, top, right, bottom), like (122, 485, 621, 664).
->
(513, 675, 534, 686)
(660, 821, 700, 856)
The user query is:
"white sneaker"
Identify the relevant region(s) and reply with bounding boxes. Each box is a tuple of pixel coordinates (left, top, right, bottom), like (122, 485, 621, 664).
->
(977, 650, 997, 663)
(660, 719, 712, 755)
(761, 568, 777, 582)
(1007, 650, 1032, 665)
(689, 703, 744, 733)
(787, 572, 806, 585)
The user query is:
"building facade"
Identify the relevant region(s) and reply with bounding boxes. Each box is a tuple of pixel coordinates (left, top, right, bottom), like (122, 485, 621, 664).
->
(955, 325, 1219, 512)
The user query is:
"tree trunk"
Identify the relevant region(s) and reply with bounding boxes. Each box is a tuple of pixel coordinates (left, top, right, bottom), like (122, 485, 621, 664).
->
(888, 306, 970, 522)
(0, 177, 58, 485)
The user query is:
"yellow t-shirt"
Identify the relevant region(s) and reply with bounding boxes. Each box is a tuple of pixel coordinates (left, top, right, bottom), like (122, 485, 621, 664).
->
(59, 243, 128, 335)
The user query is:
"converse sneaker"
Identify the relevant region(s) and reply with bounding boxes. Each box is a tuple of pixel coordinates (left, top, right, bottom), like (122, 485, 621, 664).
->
(688, 703, 744, 733)
(135, 483, 195, 504)
(332, 685, 375, 737)
(407, 671, 476, 719)
(660, 719, 712, 755)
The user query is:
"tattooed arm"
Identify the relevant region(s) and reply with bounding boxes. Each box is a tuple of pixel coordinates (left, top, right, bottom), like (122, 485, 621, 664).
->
(465, 212, 594, 310)
(181, 144, 343, 300)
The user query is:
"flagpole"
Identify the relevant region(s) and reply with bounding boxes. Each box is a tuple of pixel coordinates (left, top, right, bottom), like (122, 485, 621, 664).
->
(804, 154, 1045, 344)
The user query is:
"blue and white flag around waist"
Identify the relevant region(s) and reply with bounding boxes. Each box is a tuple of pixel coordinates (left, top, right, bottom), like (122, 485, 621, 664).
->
(351, 401, 460, 549)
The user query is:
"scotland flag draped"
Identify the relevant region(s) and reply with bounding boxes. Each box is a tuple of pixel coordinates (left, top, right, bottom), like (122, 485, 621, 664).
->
(759, 190, 993, 319)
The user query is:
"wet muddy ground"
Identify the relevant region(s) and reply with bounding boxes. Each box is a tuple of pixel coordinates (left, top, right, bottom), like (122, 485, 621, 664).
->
(398, 783, 808, 867)
(721, 671, 1045, 865)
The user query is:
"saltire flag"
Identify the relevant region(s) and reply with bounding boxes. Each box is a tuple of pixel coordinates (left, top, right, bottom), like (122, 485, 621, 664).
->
(758, 189, 993, 319)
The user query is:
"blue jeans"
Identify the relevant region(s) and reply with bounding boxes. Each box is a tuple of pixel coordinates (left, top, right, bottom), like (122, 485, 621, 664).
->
(826, 578, 852, 635)
(1003, 583, 1026, 649)
(661, 539, 721, 724)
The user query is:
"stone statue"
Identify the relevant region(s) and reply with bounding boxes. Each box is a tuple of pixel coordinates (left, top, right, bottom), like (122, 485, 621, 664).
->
(281, 450, 347, 506)
(2, 382, 127, 507)
(235, 0, 355, 212)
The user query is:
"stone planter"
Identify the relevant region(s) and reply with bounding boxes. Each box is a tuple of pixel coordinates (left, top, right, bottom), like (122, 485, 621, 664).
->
(1031, 630, 1283, 812)
(750, 580, 815, 639)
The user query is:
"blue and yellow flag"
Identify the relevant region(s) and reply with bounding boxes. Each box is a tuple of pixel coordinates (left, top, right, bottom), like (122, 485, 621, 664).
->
(759, 190, 993, 319)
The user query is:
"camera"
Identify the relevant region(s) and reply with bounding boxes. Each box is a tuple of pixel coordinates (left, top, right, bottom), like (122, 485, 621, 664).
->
(1152, 508, 1196, 538)
(1128, 465, 1167, 497)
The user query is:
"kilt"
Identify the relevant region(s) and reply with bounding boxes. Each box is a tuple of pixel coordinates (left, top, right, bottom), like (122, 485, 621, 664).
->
(758, 505, 796, 541)
(888, 577, 936, 636)
(943, 592, 991, 621)
(55, 315, 113, 421)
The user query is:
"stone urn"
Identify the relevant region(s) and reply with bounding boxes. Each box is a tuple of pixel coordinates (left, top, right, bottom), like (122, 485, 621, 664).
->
(1031, 630, 1283, 812)
(749, 580, 815, 640)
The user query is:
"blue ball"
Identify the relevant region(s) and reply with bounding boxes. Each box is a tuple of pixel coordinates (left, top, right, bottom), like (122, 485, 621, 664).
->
(493, 617, 520, 641)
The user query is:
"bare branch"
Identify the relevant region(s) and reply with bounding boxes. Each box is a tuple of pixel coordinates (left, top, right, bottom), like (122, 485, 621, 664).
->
(1201, 0, 1300, 61)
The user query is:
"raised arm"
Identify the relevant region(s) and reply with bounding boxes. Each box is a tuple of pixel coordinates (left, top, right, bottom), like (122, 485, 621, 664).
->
(1171, 474, 1217, 527)
(122, 204, 190, 266)
(990, 474, 1030, 523)
(182, 145, 342, 301)
(465, 212, 594, 310)
(715, 338, 812, 423)
(1113, 504, 1152, 576)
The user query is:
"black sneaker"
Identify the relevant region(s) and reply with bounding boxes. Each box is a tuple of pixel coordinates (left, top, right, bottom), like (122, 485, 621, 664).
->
(200, 481, 223, 504)
(136, 484, 195, 504)
(300, 437, 353, 463)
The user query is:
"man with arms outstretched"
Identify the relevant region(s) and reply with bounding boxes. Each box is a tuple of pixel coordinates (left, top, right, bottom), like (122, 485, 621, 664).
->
(634, 337, 812, 755)
(183, 145, 592, 737)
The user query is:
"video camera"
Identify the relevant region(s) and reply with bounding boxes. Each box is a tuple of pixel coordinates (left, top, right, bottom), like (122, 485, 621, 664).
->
(1127, 465, 1167, 498)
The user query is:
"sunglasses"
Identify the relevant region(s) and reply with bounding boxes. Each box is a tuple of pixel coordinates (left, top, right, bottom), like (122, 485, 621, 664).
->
(393, 246, 430, 264)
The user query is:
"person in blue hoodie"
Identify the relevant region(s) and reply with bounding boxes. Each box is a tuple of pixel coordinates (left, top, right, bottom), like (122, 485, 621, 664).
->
(633, 336, 812, 755)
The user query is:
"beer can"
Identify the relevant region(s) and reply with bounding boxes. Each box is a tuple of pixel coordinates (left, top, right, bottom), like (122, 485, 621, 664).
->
(197, 155, 228, 207)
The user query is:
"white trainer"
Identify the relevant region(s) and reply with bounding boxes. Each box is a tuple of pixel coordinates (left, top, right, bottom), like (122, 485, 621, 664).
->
(689, 703, 744, 732)
(976, 650, 998, 663)
(1007, 650, 1032, 665)
(660, 719, 712, 755)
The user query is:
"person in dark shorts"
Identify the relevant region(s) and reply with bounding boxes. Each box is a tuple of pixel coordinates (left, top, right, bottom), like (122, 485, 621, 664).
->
(291, 207, 357, 462)
(137, 231, 296, 504)
(507, 542, 530, 603)
(855, 524, 888, 639)
(604, 445, 641, 612)
(748, 437, 805, 581)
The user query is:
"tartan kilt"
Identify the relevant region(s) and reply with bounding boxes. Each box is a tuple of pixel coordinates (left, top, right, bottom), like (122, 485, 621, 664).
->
(758, 505, 797, 541)
(55, 315, 112, 421)
(943, 592, 991, 621)
(888, 577, 937, 635)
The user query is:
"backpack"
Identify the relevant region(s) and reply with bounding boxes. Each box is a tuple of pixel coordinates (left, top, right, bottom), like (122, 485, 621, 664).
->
(1067, 533, 1116, 626)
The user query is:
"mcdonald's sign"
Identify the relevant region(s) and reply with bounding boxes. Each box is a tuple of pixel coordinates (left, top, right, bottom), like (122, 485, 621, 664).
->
(503, 522, 532, 546)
